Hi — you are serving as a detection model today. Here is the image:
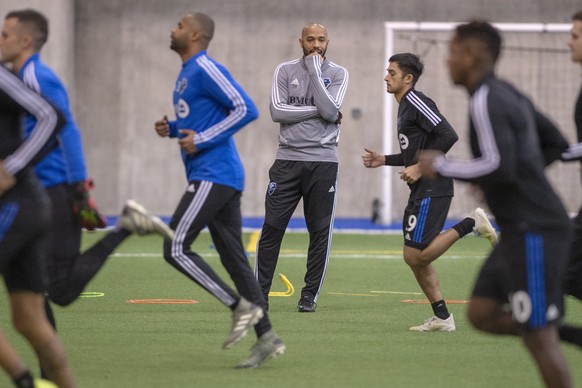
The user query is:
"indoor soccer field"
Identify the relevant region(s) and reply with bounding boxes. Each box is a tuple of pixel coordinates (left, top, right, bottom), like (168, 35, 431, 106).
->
(1, 230, 581, 388)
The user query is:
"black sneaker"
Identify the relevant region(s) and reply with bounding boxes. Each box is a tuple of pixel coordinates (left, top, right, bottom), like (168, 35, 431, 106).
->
(297, 295, 316, 312)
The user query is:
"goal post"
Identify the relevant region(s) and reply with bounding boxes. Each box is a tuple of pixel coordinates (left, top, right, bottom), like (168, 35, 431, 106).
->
(381, 21, 576, 224)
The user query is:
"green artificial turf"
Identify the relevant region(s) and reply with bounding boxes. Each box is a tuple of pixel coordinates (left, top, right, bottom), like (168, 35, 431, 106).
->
(0, 231, 580, 387)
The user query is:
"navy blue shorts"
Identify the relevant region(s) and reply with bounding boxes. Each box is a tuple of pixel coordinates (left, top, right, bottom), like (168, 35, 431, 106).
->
(402, 196, 452, 250)
(472, 228, 571, 329)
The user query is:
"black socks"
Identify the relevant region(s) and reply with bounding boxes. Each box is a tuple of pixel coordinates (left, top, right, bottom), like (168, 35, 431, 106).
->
(431, 299, 450, 320)
(452, 217, 475, 238)
(559, 324, 582, 348)
(13, 370, 34, 388)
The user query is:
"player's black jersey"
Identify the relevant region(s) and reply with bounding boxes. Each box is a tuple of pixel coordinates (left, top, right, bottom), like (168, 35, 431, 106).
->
(396, 89, 457, 199)
(0, 88, 25, 159)
(434, 73, 570, 232)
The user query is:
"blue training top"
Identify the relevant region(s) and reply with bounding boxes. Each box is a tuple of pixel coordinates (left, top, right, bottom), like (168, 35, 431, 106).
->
(20, 53, 87, 187)
(167, 50, 258, 192)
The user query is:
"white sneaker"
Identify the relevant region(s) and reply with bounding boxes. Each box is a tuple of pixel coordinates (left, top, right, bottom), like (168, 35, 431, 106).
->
(409, 314, 456, 332)
(117, 200, 174, 240)
(470, 207, 498, 246)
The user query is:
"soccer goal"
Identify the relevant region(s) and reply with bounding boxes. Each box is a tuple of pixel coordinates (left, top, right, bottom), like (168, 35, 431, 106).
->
(381, 21, 579, 224)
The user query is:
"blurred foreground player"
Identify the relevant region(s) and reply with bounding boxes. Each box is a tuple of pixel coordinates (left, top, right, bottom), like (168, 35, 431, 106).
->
(555, 10, 582, 349)
(0, 64, 75, 388)
(0, 9, 175, 381)
(419, 21, 574, 387)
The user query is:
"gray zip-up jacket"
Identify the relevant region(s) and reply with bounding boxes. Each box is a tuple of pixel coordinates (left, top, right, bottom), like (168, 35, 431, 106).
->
(270, 55, 349, 162)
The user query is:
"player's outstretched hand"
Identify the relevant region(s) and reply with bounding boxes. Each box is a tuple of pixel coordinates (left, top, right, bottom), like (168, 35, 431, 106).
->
(362, 148, 384, 168)
(155, 115, 170, 137)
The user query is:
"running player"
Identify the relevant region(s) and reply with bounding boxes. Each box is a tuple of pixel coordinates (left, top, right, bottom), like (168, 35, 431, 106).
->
(561, 10, 582, 303)
(255, 23, 349, 312)
(363, 52, 498, 332)
(555, 10, 582, 349)
(0, 64, 75, 388)
(0, 9, 175, 380)
(155, 12, 284, 368)
(419, 21, 573, 387)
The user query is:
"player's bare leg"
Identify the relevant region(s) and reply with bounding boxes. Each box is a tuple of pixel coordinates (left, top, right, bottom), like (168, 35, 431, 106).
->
(467, 296, 518, 334)
(524, 327, 572, 388)
(407, 262, 443, 303)
(403, 229, 462, 302)
(404, 232, 460, 332)
(10, 292, 75, 388)
(404, 229, 462, 268)
(0, 331, 32, 384)
(469, 296, 572, 387)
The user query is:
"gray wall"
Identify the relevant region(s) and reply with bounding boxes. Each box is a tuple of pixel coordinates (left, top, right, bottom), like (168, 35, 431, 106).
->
(1, 0, 580, 220)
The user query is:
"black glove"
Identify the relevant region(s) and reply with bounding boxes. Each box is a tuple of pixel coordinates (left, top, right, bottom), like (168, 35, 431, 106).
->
(70, 178, 107, 230)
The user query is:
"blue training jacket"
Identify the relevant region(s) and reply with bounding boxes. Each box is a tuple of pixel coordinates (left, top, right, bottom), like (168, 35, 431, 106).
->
(167, 50, 258, 192)
(20, 53, 87, 187)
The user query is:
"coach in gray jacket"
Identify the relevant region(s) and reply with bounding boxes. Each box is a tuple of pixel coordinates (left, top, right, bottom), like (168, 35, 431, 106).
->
(254, 23, 349, 313)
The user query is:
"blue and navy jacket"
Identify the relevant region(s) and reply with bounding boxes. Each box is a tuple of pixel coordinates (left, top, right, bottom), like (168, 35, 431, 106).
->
(20, 53, 87, 187)
(168, 51, 258, 191)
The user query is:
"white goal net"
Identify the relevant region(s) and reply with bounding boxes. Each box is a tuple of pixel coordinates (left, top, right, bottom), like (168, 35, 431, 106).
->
(382, 22, 580, 223)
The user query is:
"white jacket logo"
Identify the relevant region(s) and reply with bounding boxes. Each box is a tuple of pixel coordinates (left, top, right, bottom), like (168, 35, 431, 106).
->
(399, 133, 409, 150)
(176, 78, 188, 94)
(176, 98, 190, 118)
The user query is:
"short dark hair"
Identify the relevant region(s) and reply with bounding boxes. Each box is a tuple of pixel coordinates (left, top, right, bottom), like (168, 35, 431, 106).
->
(389, 53, 424, 85)
(573, 11, 582, 22)
(6, 9, 49, 52)
(454, 21, 502, 63)
(191, 12, 214, 43)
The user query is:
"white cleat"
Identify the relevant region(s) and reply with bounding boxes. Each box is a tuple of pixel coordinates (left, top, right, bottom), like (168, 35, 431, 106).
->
(470, 207, 498, 246)
(409, 314, 456, 332)
(235, 330, 285, 369)
(223, 298, 264, 350)
(117, 199, 174, 240)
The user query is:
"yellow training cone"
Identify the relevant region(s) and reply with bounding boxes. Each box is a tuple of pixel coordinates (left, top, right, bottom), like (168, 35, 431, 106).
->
(269, 273, 295, 297)
(246, 230, 260, 253)
(34, 379, 58, 388)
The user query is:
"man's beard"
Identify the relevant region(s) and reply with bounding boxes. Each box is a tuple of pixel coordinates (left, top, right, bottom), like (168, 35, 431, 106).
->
(303, 48, 326, 57)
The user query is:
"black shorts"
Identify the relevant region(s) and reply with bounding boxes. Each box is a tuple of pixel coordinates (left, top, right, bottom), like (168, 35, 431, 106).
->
(472, 228, 571, 329)
(264, 160, 338, 231)
(402, 196, 451, 249)
(0, 173, 51, 293)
